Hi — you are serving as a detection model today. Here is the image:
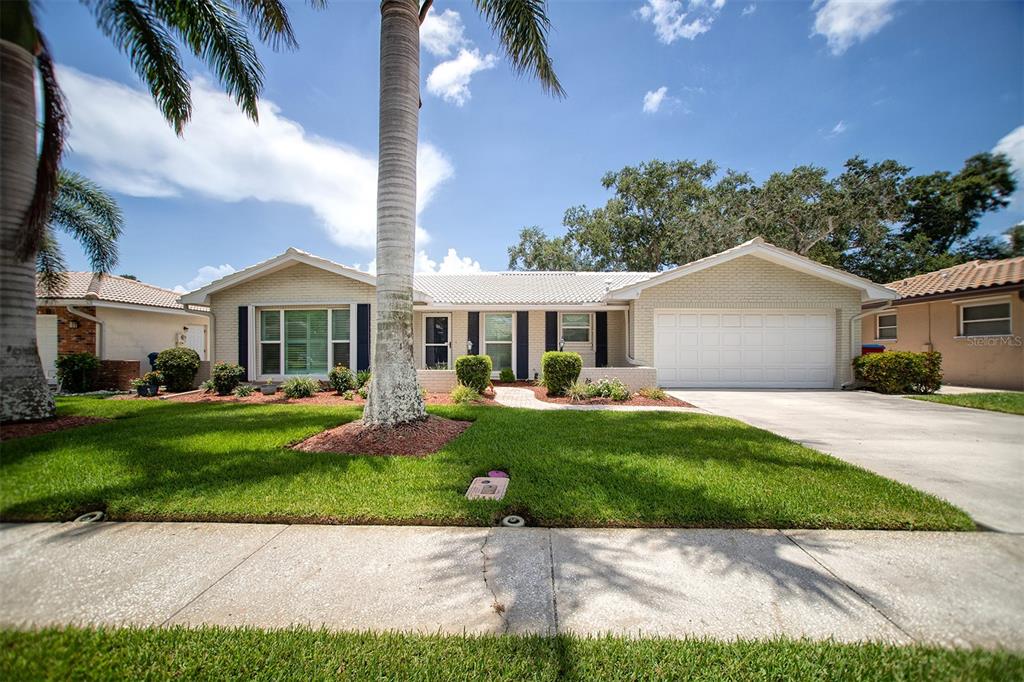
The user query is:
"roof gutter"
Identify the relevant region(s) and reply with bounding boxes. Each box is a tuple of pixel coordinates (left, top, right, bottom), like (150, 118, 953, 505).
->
(66, 305, 104, 359)
(887, 282, 1023, 305)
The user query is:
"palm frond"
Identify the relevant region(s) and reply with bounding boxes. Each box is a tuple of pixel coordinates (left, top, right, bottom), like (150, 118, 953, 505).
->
(87, 0, 192, 133)
(231, 0, 296, 50)
(18, 32, 68, 261)
(36, 226, 68, 298)
(473, 0, 564, 98)
(49, 170, 124, 274)
(149, 0, 263, 124)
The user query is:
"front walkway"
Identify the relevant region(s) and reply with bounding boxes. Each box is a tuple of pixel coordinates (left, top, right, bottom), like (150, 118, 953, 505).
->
(493, 386, 701, 412)
(668, 389, 1024, 533)
(1, 522, 1021, 648)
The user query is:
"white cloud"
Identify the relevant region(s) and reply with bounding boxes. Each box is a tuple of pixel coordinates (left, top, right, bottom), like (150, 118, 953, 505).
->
(420, 9, 466, 57)
(994, 125, 1024, 205)
(172, 264, 236, 294)
(59, 67, 454, 251)
(829, 120, 848, 136)
(355, 248, 482, 276)
(426, 48, 498, 106)
(742, 3, 757, 16)
(643, 86, 670, 113)
(637, 0, 723, 44)
(812, 0, 896, 56)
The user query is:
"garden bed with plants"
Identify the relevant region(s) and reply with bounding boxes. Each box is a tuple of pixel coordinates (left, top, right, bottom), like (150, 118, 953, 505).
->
(499, 381, 693, 407)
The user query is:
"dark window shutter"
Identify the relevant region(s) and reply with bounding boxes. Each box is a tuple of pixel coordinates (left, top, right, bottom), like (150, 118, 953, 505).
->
(237, 306, 249, 376)
(545, 311, 558, 351)
(356, 304, 371, 371)
(595, 311, 608, 367)
(516, 311, 529, 379)
(467, 312, 480, 355)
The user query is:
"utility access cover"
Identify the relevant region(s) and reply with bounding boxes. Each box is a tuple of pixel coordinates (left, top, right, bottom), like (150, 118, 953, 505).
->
(466, 477, 509, 501)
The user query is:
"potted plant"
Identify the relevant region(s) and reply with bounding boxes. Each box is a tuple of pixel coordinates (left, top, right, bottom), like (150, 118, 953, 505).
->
(260, 379, 277, 396)
(130, 371, 162, 397)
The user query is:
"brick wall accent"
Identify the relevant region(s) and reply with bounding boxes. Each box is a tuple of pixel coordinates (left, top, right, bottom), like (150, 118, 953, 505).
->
(37, 305, 97, 355)
(96, 360, 143, 390)
(631, 255, 863, 387)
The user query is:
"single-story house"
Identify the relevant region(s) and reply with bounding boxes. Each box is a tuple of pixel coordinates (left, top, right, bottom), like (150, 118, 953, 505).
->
(178, 238, 896, 391)
(36, 272, 210, 389)
(861, 257, 1024, 390)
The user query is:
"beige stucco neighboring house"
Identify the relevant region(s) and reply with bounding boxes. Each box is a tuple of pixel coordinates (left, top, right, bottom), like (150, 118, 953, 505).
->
(36, 273, 210, 389)
(179, 239, 895, 391)
(861, 257, 1024, 390)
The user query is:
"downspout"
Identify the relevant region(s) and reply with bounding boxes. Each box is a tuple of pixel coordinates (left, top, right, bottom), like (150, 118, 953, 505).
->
(623, 305, 643, 366)
(66, 305, 103, 359)
(841, 302, 894, 389)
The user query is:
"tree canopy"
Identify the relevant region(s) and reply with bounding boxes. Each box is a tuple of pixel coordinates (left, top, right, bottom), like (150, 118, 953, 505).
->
(507, 154, 1017, 282)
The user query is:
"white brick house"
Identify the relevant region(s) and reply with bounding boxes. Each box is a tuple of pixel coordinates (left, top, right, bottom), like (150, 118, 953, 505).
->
(178, 238, 896, 391)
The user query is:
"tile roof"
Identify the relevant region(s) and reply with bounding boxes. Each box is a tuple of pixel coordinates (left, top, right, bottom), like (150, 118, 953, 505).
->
(887, 257, 1024, 299)
(413, 271, 656, 305)
(36, 272, 205, 311)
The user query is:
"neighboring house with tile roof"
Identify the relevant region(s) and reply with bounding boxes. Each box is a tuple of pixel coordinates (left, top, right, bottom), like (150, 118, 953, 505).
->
(179, 239, 897, 391)
(862, 257, 1024, 390)
(36, 273, 211, 388)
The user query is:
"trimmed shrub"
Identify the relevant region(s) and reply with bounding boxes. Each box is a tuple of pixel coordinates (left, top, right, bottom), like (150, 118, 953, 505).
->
(639, 386, 667, 401)
(211, 362, 245, 396)
(56, 352, 100, 393)
(541, 351, 582, 396)
(356, 370, 372, 388)
(853, 351, 942, 394)
(233, 383, 255, 397)
(281, 376, 320, 399)
(328, 365, 356, 394)
(455, 355, 492, 393)
(499, 367, 516, 383)
(155, 347, 201, 392)
(450, 384, 483, 404)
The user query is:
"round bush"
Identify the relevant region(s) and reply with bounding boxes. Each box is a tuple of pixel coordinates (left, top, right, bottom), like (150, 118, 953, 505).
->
(853, 350, 942, 394)
(541, 351, 582, 396)
(211, 362, 245, 396)
(155, 347, 201, 392)
(328, 365, 356, 394)
(455, 354, 492, 393)
(55, 352, 100, 393)
(499, 367, 516, 383)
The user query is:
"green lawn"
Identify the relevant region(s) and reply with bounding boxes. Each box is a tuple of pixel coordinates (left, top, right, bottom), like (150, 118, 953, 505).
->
(910, 392, 1024, 416)
(1, 627, 1019, 681)
(0, 396, 973, 530)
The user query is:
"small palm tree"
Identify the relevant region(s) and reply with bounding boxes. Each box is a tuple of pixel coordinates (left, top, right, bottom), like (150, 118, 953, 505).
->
(0, 0, 311, 422)
(37, 170, 125, 296)
(363, 0, 564, 427)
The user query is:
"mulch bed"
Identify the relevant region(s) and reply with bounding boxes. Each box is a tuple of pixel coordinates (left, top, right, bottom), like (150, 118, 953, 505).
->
(0, 416, 110, 442)
(125, 390, 497, 407)
(292, 415, 472, 456)
(495, 381, 695, 408)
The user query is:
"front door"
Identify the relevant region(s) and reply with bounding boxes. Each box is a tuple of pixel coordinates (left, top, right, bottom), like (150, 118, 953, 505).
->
(424, 315, 451, 369)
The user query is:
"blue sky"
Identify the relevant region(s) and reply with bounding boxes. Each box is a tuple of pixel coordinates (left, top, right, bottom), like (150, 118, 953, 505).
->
(38, 0, 1023, 291)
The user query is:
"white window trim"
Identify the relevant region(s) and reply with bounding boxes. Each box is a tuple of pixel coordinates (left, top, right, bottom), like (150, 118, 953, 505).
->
(875, 312, 897, 341)
(421, 313, 452, 370)
(255, 305, 356, 380)
(957, 299, 1012, 339)
(559, 311, 594, 348)
(483, 312, 516, 378)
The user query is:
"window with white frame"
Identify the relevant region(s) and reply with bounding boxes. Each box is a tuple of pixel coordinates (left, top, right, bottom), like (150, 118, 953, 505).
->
(960, 301, 1011, 337)
(876, 313, 897, 340)
(561, 312, 591, 343)
(259, 307, 351, 376)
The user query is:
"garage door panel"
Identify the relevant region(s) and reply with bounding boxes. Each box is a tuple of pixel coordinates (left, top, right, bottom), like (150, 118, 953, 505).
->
(655, 309, 834, 388)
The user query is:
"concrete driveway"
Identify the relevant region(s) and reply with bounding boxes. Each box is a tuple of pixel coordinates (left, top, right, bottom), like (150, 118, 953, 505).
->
(667, 390, 1024, 533)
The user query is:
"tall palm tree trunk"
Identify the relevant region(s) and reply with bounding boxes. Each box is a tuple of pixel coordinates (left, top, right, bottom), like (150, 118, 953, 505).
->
(1, 39, 55, 422)
(363, 0, 426, 427)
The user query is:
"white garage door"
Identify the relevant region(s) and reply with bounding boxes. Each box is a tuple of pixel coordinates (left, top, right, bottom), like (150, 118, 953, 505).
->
(36, 315, 58, 382)
(654, 310, 835, 388)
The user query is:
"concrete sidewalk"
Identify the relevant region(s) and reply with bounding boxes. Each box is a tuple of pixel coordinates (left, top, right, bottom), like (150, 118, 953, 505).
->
(1, 522, 1021, 649)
